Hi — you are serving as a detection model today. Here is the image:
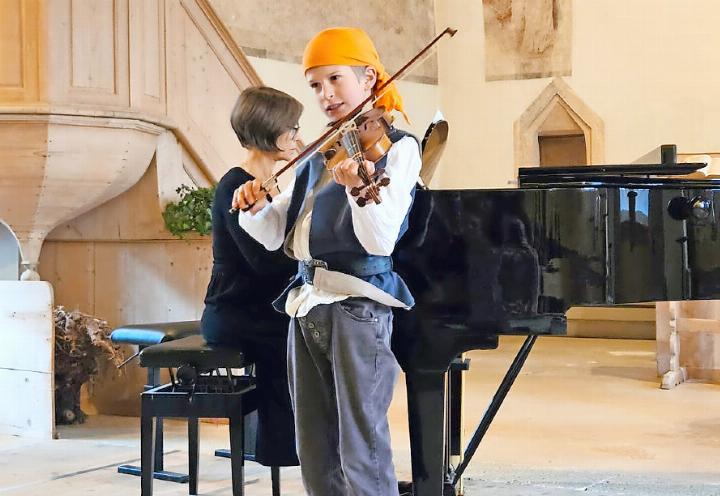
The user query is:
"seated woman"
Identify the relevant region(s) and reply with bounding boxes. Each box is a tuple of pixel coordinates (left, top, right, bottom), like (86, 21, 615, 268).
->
(201, 86, 302, 467)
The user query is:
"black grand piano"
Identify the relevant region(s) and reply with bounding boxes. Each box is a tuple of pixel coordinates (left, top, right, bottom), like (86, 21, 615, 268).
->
(392, 162, 720, 496)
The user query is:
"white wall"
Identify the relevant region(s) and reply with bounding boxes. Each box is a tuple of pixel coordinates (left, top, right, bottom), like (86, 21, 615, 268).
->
(434, 0, 720, 189)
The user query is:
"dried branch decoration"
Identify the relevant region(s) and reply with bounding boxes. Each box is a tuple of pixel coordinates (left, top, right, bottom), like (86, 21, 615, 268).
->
(54, 307, 125, 424)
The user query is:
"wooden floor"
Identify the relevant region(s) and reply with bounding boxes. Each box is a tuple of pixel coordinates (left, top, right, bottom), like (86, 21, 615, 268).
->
(3, 335, 720, 495)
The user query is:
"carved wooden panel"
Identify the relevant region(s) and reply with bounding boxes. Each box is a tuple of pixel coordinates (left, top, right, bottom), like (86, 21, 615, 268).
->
(47, 0, 129, 107)
(40, 237, 210, 415)
(0, 114, 159, 266)
(183, 14, 243, 170)
(71, 0, 115, 90)
(129, 0, 166, 116)
(0, 120, 50, 247)
(39, 242, 95, 313)
(165, 0, 249, 181)
(47, 160, 180, 242)
(36, 119, 155, 224)
(0, 0, 40, 103)
(0, 0, 24, 88)
(41, 238, 210, 333)
(89, 241, 209, 325)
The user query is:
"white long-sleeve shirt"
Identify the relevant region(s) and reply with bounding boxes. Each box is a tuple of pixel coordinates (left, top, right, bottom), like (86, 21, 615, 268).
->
(238, 136, 421, 317)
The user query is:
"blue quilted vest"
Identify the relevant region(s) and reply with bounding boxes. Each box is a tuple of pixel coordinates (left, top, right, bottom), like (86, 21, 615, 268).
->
(273, 127, 418, 312)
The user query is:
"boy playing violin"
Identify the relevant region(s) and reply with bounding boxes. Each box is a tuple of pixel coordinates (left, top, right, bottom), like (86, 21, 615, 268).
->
(232, 27, 421, 496)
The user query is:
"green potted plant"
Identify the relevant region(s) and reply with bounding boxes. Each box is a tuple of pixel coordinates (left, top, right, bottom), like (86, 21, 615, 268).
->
(162, 184, 215, 238)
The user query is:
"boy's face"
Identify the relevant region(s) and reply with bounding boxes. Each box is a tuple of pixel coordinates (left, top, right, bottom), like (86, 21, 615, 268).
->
(305, 65, 374, 121)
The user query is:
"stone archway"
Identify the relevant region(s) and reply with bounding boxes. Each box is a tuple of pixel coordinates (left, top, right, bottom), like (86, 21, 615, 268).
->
(514, 78, 604, 171)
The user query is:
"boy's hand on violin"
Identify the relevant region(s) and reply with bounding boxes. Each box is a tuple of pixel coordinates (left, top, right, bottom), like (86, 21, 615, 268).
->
(232, 179, 267, 215)
(332, 158, 375, 189)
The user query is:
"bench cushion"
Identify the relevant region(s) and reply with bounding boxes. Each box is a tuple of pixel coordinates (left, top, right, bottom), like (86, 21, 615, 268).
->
(110, 320, 201, 346)
(139, 334, 249, 369)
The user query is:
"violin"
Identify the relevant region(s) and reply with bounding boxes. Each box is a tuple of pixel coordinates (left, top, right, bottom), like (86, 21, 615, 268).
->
(232, 27, 456, 213)
(318, 107, 394, 206)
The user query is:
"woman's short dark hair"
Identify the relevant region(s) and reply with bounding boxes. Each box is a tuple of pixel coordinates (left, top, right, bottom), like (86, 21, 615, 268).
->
(230, 86, 303, 152)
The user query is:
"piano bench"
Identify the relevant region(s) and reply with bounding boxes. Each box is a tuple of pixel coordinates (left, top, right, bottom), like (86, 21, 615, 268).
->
(110, 321, 202, 484)
(110, 320, 202, 347)
(138, 335, 280, 496)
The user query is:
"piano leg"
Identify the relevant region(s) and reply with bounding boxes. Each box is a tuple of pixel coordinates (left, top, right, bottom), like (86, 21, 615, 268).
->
(448, 356, 470, 495)
(406, 369, 447, 496)
(452, 335, 537, 485)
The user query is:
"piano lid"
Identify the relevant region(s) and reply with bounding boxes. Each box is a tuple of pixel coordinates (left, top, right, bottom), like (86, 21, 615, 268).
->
(518, 162, 707, 186)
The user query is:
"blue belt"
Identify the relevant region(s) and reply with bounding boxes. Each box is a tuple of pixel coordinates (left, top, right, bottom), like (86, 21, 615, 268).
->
(298, 255, 392, 285)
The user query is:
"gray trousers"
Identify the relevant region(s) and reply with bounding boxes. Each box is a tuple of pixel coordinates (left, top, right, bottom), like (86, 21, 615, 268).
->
(288, 298, 400, 496)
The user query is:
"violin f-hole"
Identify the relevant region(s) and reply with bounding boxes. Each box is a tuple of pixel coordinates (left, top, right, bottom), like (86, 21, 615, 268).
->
(323, 148, 337, 161)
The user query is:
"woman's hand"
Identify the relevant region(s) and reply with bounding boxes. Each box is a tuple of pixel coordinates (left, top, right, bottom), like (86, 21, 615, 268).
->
(332, 158, 375, 189)
(231, 179, 267, 214)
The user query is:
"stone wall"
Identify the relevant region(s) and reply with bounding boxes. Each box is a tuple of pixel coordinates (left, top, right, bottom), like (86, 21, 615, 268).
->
(209, 0, 438, 83)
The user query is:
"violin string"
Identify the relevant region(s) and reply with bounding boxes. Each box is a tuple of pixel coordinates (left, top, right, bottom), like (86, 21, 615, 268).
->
(339, 124, 367, 183)
(350, 129, 367, 182)
(349, 122, 385, 202)
(349, 130, 370, 182)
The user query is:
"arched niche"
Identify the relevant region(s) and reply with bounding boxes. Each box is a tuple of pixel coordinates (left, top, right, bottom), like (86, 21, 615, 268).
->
(0, 221, 20, 281)
(514, 78, 604, 171)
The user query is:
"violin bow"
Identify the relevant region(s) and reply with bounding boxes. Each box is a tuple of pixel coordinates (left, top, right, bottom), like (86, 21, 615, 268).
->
(234, 27, 457, 213)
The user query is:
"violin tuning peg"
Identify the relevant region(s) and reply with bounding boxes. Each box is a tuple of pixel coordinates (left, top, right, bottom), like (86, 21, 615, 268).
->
(364, 187, 382, 206)
(356, 197, 367, 207)
(377, 176, 390, 187)
(350, 186, 362, 197)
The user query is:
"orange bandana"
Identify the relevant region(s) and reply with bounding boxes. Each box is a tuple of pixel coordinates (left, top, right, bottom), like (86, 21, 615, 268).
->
(302, 27, 408, 122)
